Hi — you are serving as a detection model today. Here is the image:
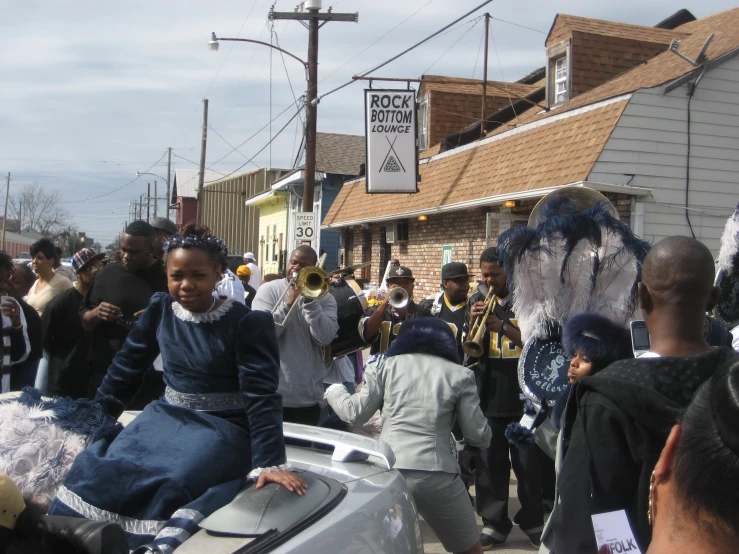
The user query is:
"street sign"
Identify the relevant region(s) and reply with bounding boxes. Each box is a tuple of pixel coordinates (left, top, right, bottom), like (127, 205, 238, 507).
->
(295, 211, 315, 244)
(365, 89, 419, 194)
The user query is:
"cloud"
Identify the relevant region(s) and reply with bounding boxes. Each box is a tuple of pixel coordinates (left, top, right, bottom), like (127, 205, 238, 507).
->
(0, 0, 734, 244)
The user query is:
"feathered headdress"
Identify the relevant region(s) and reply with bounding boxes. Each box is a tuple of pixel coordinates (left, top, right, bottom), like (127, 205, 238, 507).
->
(717, 204, 739, 276)
(498, 195, 650, 342)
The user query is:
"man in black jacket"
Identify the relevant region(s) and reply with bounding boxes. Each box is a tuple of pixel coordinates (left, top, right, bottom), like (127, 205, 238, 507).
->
(7, 262, 42, 390)
(544, 236, 736, 553)
(469, 248, 544, 549)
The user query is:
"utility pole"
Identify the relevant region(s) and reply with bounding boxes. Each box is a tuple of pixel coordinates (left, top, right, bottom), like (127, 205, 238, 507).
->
(147, 183, 151, 221)
(1, 173, 9, 251)
(270, 1, 358, 213)
(166, 147, 172, 220)
(481, 13, 490, 138)
(197, 99, 209, 224)
(139, 194, 144, 220)
(154, 181, 158, 218)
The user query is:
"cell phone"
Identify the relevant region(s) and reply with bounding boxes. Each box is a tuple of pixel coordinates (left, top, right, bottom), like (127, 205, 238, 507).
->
(630, 320, 651, 357)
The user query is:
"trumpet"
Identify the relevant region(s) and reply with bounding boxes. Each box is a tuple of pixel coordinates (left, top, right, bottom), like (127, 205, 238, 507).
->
(388, 287, 409, 309)
(462, 289, 498, 358)
(272, 264, 330, 327)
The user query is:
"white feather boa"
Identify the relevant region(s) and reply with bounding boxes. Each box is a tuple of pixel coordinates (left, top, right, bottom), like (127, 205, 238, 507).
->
(717, 204, 739, 275)
(0, 402, 87, 510)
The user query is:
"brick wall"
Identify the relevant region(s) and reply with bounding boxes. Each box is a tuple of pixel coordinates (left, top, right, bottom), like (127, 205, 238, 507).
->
(427, 91, 510, 148)
(570, 32, 669, 98)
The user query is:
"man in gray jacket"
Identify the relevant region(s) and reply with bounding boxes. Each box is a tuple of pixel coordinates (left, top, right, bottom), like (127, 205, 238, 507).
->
(253, 246, 339, 425)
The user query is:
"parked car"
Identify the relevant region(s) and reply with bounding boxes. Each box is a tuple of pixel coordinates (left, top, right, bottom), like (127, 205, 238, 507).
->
(114, 415, 423, 554)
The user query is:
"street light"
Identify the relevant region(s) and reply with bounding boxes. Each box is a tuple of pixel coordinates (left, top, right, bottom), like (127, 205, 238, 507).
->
(208, 32, 220, 51)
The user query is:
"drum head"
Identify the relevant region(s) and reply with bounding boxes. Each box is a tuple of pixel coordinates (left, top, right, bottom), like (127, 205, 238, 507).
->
(518, 337, 570, 406)
(715, 269, 739, 328)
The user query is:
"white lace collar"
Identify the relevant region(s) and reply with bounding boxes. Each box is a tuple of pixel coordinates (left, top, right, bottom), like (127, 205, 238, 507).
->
(172, 298, 234, 323)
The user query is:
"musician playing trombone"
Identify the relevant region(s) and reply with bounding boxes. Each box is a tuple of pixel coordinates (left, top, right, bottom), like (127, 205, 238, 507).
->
(253, 246, 338, 426)
(359, 266, 431, 364)
(468, 247, 545, 550)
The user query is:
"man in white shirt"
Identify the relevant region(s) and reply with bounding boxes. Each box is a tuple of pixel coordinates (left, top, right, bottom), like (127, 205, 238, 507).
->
(244, 252, 262, 291)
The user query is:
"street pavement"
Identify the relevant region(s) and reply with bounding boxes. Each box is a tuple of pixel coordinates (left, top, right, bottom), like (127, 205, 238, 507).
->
(421, 480, 540, 554)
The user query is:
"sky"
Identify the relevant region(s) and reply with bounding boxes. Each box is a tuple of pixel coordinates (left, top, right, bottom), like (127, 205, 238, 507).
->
(0, 0, 735, 248)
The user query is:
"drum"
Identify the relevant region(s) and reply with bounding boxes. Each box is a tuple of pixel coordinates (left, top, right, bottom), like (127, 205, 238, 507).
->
(518, 337, 570, 407)
(327, 277, 369, 358)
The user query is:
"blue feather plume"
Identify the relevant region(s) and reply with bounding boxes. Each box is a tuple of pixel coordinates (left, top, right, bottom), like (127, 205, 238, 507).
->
(505, 422, 535, 450)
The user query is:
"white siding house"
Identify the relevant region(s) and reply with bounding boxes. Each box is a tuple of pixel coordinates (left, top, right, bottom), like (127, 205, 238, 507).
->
(589, 54, 739, 253)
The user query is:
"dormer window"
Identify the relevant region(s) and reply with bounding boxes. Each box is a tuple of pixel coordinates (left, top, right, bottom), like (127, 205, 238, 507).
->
(417, 95, 429, 151)
(554, 57, 568, 103)
(546, 39, 571, 107)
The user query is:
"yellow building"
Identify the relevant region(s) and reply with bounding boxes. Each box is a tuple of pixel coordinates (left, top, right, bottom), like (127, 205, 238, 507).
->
(244, 188, 290, 277)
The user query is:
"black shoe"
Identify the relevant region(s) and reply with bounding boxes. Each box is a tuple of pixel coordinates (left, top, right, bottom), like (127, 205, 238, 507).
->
(480, 531, 507, 551)
(527, 532, 542, 548)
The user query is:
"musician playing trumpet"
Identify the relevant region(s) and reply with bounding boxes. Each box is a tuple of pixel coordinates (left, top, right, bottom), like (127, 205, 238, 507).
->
(468, 247, 546, 550)
(359, 266, 431, 363)
(253, 246, 338, 426)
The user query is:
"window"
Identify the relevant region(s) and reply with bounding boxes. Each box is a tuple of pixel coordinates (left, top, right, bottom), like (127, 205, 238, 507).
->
(265, 226, 270, 263)
(417, 96, 429, 151)
(554, 57, 568, 104)
(272, 224, 278, 262)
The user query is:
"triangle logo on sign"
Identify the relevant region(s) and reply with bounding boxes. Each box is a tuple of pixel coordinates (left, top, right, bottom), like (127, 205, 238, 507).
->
(382, 155, 402, 173)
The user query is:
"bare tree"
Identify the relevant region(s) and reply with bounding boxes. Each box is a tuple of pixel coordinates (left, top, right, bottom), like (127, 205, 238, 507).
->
(9, 181, 71, 237)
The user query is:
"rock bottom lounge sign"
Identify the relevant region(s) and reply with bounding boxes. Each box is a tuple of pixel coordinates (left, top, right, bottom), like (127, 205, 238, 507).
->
(364, 89, 419, 194)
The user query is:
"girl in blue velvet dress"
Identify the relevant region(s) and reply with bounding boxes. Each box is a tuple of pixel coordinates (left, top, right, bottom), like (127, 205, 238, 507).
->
(49, 224, 306, 553)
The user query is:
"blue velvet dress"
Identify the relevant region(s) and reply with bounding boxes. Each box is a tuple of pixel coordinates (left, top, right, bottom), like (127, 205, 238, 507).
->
(49, 293, 285, 552)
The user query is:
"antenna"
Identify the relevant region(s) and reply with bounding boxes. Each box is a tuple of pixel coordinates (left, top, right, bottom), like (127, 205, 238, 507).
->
(668, 33, 714, 66)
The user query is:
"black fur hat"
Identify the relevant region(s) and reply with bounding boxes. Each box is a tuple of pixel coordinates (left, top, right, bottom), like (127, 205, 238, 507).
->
(386, 317, 460, 365)
(562, 313, 633, 371)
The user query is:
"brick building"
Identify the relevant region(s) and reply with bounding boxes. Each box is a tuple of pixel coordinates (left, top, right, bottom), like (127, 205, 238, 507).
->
(322, 8, 739, 300)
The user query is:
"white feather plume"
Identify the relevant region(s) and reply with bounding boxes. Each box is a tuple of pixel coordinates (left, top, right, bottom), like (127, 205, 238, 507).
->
(717, 204, 739, 275)
(511, 242, 552, 341)
(591, 224, 640, 325)
(561, 238, 598, 321)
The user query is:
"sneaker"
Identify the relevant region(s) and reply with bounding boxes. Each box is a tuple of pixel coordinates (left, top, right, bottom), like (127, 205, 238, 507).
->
(480, 531, 507, 551)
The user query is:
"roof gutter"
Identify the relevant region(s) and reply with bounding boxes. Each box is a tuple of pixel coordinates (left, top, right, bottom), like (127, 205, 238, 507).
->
(322, 181, 653, 229)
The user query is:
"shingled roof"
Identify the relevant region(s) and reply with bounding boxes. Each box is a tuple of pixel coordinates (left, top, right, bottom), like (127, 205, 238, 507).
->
(315, 132, 365, 176)
(421, 76, 540, 99)
(324, 97, 628, 226)
(323, 7, 739, 227)
(547, 14, 690, 47)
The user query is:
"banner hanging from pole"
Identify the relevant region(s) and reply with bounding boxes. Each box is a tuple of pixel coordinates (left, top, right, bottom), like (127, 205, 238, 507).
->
(364, 89, 419, 194)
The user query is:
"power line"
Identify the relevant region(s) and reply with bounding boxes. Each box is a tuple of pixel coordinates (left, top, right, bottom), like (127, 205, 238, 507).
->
(488, 19, 518, 121)
(172, 152, 201, 167)
(58, 151, 167, 204)
(204, 106, 304, 183)
(318, 0, 495, 101)
(208, 124, 262, 170)
(317, 0, 439, 85)
(492, 16, 546, 34)
(206, 98, 304, 169)
(422, 18, 480, 74)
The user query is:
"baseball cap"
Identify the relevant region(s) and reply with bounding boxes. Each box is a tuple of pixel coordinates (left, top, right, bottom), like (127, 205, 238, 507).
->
(150, 217, 177, 235)
(441, 262, 473, 281)
(244, 252, 255, 260)
(72, 248, 106, 273)
(0, 472, 26, 530)
(236, 265, 252, 277)
(386, 266, 414, 281)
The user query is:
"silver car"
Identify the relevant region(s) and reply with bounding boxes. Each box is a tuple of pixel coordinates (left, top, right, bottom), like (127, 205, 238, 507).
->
(119, 414, 423, 554)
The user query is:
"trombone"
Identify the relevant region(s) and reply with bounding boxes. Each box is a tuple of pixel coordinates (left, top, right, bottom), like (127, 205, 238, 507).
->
(272, 262, 330, 327)
(462, 289, 498, 358)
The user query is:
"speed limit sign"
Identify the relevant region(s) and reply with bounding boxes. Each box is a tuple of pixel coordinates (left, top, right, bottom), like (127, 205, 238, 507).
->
(295, 212, 315, 241)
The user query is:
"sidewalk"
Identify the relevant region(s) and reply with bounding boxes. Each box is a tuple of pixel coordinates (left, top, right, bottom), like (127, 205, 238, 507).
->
(420, 479, 539, 554)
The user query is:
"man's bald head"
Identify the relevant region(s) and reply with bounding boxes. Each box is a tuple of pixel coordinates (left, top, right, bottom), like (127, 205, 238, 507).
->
(640, 236, 718, 315)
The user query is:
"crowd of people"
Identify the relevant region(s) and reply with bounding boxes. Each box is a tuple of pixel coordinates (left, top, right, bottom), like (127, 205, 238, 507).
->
(2, 204, 739, 554)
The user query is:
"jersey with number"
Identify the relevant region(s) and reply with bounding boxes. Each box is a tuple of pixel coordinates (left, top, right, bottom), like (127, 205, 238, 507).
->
(359, 301, 431, 356)
(418, 293, 469, 362)
(469, 288, 523, 418)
